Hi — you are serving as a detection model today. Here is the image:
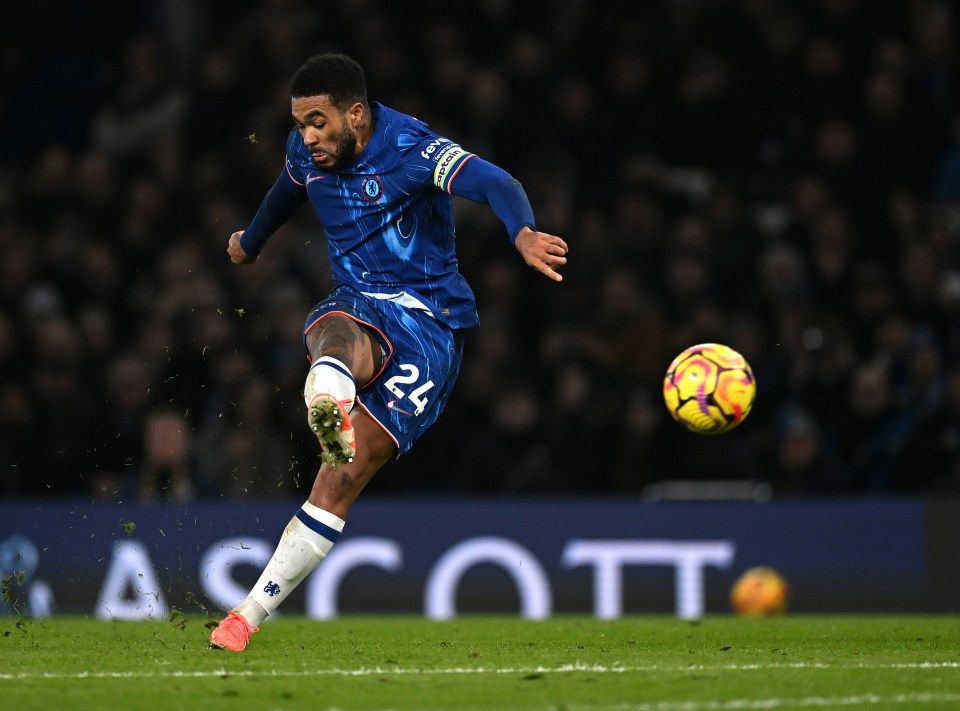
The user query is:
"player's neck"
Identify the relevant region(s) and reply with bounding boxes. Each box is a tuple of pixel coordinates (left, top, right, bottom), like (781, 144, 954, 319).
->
(355, 111, 376, 155)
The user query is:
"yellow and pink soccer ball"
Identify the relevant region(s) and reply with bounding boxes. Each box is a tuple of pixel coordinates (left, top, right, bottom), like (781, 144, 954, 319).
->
(729, 566, 790, 617)
(663, 343, 756, 434)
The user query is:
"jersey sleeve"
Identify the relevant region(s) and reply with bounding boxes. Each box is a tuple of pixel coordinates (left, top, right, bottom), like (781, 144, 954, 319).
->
(436, 150, 538, 244)
(410, 135, 537, 243)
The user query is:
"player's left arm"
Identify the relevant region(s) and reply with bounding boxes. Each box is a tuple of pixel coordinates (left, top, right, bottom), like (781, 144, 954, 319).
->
(442, 155, 569, 282)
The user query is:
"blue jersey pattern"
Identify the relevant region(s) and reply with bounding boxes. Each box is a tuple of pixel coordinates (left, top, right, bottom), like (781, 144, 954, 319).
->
(284, 102, 479, 330)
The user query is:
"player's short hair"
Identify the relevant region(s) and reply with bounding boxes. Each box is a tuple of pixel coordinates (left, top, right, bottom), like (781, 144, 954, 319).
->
(290, 53, 368, 110)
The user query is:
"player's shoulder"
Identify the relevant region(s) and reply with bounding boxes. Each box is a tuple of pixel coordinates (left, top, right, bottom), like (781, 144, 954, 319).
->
(375, 103, 428, 134)
(285, 125, 306, 154)
(283, 126, 310, 184)
(376, 103, 443, 151)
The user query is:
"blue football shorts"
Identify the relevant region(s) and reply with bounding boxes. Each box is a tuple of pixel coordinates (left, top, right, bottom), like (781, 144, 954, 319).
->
(303, 285, 466, 456)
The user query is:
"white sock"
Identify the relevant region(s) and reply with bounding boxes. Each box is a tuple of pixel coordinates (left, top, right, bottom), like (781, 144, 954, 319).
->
(304, 356, 356, 412)
(234, 501, 345, 625)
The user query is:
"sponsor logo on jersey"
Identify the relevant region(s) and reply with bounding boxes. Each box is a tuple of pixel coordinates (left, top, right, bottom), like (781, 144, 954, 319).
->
(420, 137, 451, 160)
(361, 175, 384, 201)
(307, 174, 324, 183)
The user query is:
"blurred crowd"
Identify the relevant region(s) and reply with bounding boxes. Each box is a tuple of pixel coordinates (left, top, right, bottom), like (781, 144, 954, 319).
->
(1, 0, 959, 502)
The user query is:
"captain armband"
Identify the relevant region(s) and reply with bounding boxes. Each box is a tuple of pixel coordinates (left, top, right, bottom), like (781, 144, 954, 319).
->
(432, 145, 474, 193)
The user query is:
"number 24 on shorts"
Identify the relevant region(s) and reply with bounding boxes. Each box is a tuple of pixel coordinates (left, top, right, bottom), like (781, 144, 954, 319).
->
(384, 364, 434, 416)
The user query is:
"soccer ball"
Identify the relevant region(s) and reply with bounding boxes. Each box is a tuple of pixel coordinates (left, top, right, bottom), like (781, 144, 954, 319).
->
(662, 343, 756, 434)
(730, 566, 789, 617)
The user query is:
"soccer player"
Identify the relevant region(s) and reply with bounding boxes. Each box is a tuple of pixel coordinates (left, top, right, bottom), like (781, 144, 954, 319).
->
(208, 54, 568, 651)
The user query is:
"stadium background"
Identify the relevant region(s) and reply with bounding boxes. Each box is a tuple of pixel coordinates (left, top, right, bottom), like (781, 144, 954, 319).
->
(1, 0, 960, 615)
(3, 0, 959, 501)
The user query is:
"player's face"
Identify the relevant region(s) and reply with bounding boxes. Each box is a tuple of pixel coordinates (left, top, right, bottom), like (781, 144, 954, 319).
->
(292, 95, 361, 172)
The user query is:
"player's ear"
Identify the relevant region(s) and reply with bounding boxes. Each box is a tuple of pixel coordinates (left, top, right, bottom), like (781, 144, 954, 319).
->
(348, 102, 365, 129)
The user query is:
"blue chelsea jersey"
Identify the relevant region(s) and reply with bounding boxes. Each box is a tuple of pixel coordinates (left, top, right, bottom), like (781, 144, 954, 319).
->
(284, 102, 479, 330)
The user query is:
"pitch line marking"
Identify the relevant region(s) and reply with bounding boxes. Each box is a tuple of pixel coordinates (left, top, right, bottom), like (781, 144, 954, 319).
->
(565, 694, 960, 710)
(0, 660, 959, 681)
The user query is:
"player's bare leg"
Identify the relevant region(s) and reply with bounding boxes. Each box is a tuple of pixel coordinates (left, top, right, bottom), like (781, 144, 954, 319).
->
(305, 410, 397, 518)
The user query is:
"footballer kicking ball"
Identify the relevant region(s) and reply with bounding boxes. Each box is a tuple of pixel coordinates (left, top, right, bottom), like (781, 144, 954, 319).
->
(662, 343, 756, 434)
(730, 566, 789, 617)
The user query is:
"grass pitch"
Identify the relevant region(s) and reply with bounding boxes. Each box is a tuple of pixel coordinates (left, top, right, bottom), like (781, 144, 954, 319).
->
(1, 615, 958, 710)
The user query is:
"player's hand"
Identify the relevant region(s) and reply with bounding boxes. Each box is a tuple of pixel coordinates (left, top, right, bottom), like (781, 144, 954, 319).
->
(514, 226, 568, 282)
(227, 231, 257, 265)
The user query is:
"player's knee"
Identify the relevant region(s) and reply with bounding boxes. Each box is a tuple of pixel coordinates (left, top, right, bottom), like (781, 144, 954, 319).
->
(306, 315, 378, 382)
(307, 315, 357, 355)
